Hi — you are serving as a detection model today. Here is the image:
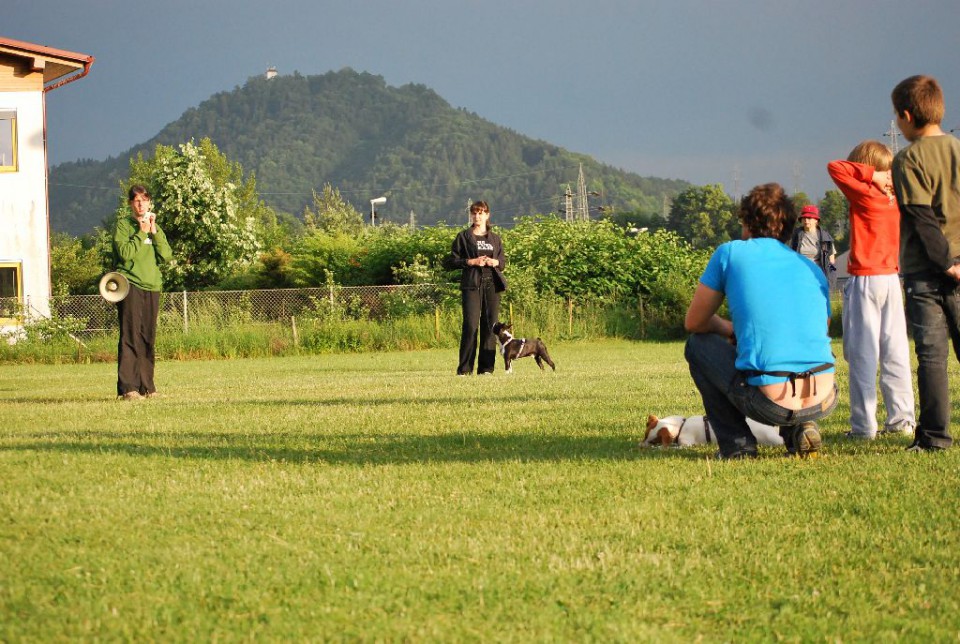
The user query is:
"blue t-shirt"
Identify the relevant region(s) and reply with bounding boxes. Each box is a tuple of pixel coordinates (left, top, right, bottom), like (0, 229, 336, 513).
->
(700, 238, 834, 386)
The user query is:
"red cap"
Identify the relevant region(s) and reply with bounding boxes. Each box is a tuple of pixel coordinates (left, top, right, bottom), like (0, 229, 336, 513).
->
(799, 205, 820, 220)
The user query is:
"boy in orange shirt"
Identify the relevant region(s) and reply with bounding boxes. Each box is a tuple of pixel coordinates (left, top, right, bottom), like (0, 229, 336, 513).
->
(828, 142, 915, 440)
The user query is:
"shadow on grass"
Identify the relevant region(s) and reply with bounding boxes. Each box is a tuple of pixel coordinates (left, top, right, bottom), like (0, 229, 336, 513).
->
(1, 430, 713, 465)
(0, 392, 591, 407)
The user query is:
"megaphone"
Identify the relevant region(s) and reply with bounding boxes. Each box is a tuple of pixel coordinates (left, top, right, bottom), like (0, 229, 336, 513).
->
(99, 272, 130, 303)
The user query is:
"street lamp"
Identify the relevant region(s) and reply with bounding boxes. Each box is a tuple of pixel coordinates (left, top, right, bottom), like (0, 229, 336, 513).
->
(370, 196, 386, 226)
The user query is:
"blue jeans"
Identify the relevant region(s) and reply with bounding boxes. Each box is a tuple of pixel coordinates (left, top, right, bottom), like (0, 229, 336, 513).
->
(903, 277, 960, 449)
(684, 333, 838, 457)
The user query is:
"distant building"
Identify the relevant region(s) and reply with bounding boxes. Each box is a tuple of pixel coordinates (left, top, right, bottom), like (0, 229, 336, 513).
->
(265, 66, 278, 80)
(0, 36, 94, 334)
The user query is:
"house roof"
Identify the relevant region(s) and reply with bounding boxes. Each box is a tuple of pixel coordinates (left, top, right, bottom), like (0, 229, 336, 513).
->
(0, 36, 93, 89)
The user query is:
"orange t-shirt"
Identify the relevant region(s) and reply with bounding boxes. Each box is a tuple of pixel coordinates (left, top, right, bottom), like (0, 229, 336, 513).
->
(827, 160, 900, 276)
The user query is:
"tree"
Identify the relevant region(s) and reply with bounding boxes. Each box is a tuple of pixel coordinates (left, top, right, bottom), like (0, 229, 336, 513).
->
(50, 233, 104, 295)
(603, 208, 667, 232)
(303, 184, 365, 236)
(791, 191, 812, 209)
(667, 184, 736, 249)
(122, 138, 270, 290)
(818, 189, 849, 251)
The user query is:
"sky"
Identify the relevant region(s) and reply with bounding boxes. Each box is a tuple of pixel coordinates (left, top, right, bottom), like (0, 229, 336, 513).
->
(7, 0, 960, 204)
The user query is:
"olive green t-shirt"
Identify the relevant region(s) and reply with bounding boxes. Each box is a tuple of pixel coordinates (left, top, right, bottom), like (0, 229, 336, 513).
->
(893, 134, 960, 276)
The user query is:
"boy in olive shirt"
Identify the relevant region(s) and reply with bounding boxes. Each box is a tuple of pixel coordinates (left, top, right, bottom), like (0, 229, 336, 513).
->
(891, 75, 960, 451)
(112, 185, 173, 400)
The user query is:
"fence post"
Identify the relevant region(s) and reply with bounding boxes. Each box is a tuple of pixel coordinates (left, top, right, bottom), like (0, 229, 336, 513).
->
(509, 302, 513, 325)
(638, 296, 645, 339)
(568, 299, 574, 335)
(434, 306, 440, 341)
(291, 316, 299, 348)
(182, 290, 188, 334)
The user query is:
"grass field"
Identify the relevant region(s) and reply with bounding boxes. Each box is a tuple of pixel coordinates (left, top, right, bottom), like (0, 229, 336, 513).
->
(2, 339, 960, 641)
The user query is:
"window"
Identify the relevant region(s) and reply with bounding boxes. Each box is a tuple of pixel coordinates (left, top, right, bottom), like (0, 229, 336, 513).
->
(0, 262, 22, 323)
(0, 109, 16, 172)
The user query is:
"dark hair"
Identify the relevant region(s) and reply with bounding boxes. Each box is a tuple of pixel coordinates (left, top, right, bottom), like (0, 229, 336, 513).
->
(128, 184, 151, 201)
(738, 183, 795, 243)
(469, 200, 489, 215)
(891, 75, 944, 128)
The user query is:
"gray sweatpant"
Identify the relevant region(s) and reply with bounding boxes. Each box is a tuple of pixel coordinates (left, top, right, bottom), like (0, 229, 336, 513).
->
(842, 274, 915, 437)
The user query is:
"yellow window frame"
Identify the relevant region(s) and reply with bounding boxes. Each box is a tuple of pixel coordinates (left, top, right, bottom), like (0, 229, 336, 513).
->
(0, 110, 17, 172)
(0, 262, 23, 325)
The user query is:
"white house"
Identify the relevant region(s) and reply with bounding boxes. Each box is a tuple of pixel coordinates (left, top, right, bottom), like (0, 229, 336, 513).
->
(0, 36, 93, 333)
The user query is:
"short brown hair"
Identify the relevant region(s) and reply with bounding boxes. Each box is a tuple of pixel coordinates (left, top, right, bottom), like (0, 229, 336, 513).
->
(469, 200, 489, 215)
(738, 183, 795, 243)
(891, 75, 944, 128)
(128, 184, 151, 201)
(847, 140, 893, 171)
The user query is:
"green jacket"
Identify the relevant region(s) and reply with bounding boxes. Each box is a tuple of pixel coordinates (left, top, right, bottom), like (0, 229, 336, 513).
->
(112, 215, 173, 292)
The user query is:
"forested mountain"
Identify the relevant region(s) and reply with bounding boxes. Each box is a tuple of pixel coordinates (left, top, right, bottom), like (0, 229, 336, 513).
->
(50, 69, 689, 235)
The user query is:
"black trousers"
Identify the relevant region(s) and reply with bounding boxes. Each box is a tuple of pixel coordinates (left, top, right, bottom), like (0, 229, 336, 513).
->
(117, 284, 160, 396)
(458, 277, 500, 374)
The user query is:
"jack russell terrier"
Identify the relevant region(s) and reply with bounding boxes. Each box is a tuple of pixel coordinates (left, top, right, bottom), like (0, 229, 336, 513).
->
(492, 322, 555, 373)
(641, 414, 784, 448)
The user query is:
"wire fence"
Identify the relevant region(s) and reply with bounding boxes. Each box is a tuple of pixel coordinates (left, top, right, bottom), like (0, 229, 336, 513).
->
(1, 277, 849, 345)
(2, 284, 459, 337)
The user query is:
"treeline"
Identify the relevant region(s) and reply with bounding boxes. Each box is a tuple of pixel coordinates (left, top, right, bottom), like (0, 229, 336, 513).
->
(49, 68, 689, 236)
(52, 137, 708, 340)
(663, 184, 850, 253)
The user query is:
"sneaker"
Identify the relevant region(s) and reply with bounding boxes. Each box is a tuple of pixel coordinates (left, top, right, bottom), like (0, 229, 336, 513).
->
(844, 431, 876, 441)
(121, 391, 143, 401)
(790, 421, 822, 458)
(882, 420, 915, 437)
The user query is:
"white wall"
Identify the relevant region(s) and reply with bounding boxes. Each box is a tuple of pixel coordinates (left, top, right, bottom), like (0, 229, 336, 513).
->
(0, 90, 50, 323)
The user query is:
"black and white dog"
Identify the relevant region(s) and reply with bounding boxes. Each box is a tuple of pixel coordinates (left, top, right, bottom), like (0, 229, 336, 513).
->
(492, 322, 556, 373)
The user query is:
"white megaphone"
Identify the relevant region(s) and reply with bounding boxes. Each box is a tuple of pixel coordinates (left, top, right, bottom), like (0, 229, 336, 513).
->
(99, 272, 130, 303)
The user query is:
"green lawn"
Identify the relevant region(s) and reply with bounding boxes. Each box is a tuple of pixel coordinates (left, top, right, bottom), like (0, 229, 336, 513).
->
(2, 340, 959, 641)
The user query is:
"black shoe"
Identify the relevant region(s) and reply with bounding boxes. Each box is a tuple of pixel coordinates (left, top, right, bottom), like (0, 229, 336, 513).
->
(789, 421, 822, 458)
(905, 440, 947, 453)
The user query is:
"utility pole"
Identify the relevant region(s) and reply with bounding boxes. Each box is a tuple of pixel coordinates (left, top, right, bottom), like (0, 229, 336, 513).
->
(885, 120, 902, 154)
(792, 162, 804, 195)
(563, 185, 575, 222)
(577, 163, 589, 221)
(732, 163, 742, 201)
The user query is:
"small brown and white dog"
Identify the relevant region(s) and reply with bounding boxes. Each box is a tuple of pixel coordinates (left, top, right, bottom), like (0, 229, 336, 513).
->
(492, 322, 555, 373)
(641, 414, 784, 448)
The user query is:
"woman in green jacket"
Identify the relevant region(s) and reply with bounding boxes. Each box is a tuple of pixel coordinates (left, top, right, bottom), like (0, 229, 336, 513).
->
(112, 185, 173, 400)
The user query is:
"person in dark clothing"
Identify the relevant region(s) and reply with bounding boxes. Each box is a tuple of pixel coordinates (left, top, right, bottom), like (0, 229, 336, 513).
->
(446, 200, 507, 375)
(789, 205, 837, 290)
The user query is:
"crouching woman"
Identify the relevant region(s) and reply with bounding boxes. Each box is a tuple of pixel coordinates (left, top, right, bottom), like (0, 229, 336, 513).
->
(684, 183, 837, 459)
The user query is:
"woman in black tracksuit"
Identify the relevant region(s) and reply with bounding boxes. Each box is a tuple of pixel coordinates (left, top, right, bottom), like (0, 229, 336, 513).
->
(447, 200, 507, 375)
